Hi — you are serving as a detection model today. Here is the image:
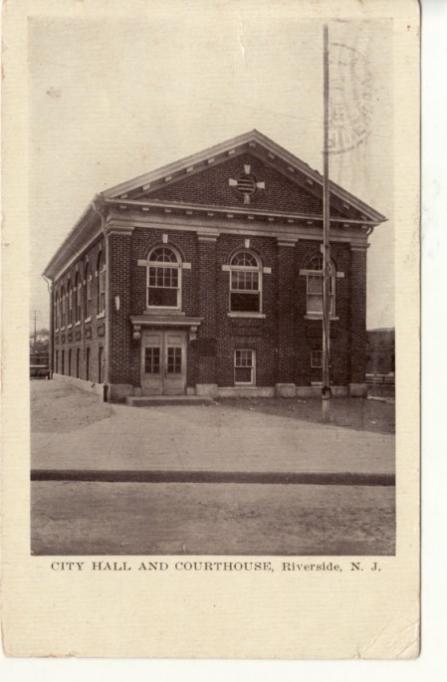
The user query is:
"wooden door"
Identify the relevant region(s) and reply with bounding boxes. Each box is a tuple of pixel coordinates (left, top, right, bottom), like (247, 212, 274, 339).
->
(163, 331, 187, 395)
(141, 330, 187, 396)
(141, 331, 163, 395)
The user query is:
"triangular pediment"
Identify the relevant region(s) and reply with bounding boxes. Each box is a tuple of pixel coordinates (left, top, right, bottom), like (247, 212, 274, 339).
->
(102, 130, 386, 223)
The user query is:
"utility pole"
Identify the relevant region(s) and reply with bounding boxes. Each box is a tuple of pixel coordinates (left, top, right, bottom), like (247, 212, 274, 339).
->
(322, 24, 331, 403)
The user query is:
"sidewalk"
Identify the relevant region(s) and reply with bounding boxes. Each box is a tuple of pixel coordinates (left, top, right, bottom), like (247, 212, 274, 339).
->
(31, 386, 395, 482)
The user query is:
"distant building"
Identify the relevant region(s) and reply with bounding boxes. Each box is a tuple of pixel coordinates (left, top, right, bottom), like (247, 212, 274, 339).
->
(43, 130, 386, 401)
(366, 328, 395, 377)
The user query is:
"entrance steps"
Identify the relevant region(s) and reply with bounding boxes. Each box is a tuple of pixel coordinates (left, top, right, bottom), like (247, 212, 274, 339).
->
(125, 395, 214, 407)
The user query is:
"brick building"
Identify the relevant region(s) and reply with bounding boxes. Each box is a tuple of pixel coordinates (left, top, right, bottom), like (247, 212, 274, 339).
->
(43, 130, 386, 401)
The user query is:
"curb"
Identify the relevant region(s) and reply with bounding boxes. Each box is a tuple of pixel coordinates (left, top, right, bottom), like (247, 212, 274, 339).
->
(31, 469, 395, 486)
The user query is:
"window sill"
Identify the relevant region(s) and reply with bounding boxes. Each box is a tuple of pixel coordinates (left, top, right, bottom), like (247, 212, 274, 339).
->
(234, 383, 256, 387)
(84, 316, 92, 323)
(228, 312, 266, 319)
(75, 321, 81, 327)
(96, 311, 105, 320)
(304, 314, 339, 321)
(60, 326, 65, 331)
(67, 324, 73, 329)
(145, 308, 184, 315)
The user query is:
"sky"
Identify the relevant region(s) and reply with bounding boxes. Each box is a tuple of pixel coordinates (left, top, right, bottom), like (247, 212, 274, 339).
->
(29, 7, 393, 330)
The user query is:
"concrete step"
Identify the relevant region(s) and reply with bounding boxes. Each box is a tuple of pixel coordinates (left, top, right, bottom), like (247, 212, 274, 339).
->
(125, 395, 214, 407)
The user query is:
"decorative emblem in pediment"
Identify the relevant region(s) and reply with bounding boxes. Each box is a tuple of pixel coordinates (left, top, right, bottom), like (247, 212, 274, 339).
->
(228, 164, 266, 205)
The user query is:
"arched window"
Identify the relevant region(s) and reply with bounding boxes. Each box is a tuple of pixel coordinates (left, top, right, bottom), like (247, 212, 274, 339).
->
(147, 246, 182, 309)
(55, 290, 60, 329)
(60, 286, 66, 327)
(304, 254, 336, 316)
(84, 262, 92, 319)
(96, 251, 106, 315)
(75, 272, 82, 323)
(229, 250, 262, 313)
(67, 279, 73, 325)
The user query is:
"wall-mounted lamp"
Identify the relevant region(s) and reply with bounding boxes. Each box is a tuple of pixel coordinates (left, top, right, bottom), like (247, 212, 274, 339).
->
(114, 295, 120, 311)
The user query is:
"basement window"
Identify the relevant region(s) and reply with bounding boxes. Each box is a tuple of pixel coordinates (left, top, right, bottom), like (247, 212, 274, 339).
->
(234, 349, 256, 385)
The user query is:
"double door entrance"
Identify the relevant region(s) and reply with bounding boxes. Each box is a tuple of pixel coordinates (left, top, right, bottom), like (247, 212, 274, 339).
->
(141, 329, 187, 395)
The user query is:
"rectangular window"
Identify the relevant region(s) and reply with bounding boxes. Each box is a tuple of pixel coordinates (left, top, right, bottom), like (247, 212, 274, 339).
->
(85, 348, 90, 381)
(98, 347, 103, 383)
(230, 270, 260, 312)
(68, 289, 73, 324)
(234, 349, 256, 385)
(76, 349, 80, 378)
(99, 269, 106, 313)
(76, 284, 82, 322)
(167, 347, 182, 374)
(55, 350, 58, 373)
(148, 266, 179, 307)
(311, 349, 323, 368)
(84, 273, 92, 320)
(145, 347, 160, 374)
(61, 350, 65, 375)
(306, 274, 335, 316)
(68, 349, 72, 376)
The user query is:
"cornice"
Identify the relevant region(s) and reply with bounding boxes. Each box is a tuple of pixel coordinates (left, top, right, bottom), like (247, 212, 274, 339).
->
(104, 198, 378, 227)
(106, 208, 369, 248)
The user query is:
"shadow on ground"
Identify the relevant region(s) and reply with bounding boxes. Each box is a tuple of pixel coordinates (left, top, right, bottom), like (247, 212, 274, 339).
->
(217, 397, 395, 434)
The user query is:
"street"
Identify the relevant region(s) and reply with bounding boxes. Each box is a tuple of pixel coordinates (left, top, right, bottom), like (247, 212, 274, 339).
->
(31, 480, 395, 555)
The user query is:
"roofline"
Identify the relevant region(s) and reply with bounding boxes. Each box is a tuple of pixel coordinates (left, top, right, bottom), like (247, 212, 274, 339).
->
(104, 197, 383, 226)
(43, 129, 387, 280)
(101, 129, 387, 224)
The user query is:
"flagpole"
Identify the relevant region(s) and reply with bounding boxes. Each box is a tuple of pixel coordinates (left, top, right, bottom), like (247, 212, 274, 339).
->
(322, 23, 331, 403)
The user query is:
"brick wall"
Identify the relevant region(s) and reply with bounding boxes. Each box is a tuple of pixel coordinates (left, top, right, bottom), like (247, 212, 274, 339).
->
(108, 232, 132, 384)
(51, 222, 367, 392)
(215, 234, 277, 387)
(349, 248, 368, 383)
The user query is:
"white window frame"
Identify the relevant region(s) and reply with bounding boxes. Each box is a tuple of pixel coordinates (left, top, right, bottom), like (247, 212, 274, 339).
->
(229, 250, 262, 314)
(75, 273, 82, 323)
(84, 265, 92, 321)
(302, 256, 336, 318)
(234, 349, 256, 386)
(146, 245, 182, 311)
(55, 292, 60, 330)
(96, 252, 106, 317)
(67, 280, 73, 327)
(61, 286, 66, 328)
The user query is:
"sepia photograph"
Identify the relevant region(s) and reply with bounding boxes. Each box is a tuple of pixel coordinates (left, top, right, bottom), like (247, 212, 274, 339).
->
(28, 10, 396, 557)
(1, 0, 422, 660)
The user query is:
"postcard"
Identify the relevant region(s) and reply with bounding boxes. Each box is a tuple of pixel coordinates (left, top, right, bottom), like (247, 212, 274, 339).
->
(1, 0, 420, 658)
